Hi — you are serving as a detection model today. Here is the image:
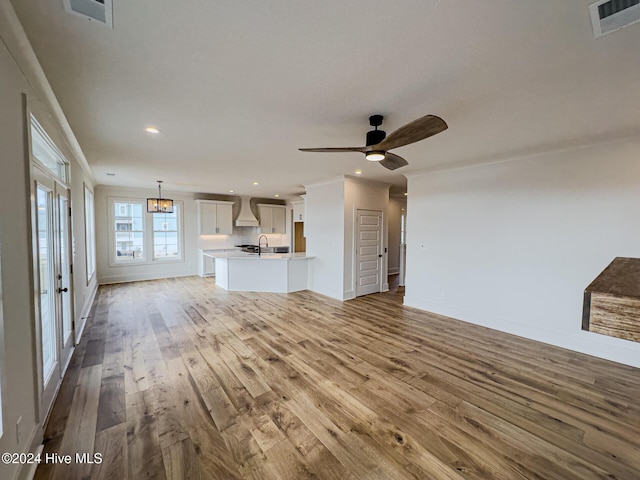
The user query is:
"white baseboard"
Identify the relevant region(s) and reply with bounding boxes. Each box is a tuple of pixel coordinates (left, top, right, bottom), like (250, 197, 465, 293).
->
(388, 267, 399, 275)
(75, 280, 98, 343)
(98, 271, 195, 285)
(403, 295, 640, 368)
(308, 285, 344, 301)
(14, 426, 42, 480)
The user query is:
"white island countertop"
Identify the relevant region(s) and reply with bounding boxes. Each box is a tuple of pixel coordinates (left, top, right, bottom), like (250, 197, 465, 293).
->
(202, 250, 314, 260)
(210, 251, 313, 292)
(202, 250, 313, 260)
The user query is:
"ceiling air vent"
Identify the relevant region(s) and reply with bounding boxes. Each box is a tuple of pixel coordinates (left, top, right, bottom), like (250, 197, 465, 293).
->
(590, 0, 640, 37)
(63, 0, 113, 28)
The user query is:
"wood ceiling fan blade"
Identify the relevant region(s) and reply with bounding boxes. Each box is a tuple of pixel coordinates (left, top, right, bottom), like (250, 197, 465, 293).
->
(379, 152, 408, 170)
(376, 115, 448, 151)
(299, 147, 366, 153)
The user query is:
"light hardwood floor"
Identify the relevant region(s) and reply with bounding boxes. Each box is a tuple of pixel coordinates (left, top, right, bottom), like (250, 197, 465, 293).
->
(35, 276, 640, 479)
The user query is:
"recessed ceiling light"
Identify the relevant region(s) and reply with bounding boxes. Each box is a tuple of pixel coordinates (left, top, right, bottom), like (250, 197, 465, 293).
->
(145, 126, 161, 134)
(404, 192, 408, 196)
(274, 194, 280, 198)
(229, 190, 234, 193)
(252, 182, 259, 185)
(355, 169, 362, 175)
(106, 172, 116, 176)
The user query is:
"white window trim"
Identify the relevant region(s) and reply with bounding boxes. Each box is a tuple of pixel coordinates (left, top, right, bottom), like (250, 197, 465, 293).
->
(30, 114, 69, 185)
(109, 197, 147, 265)
(84, 185, 96, 284)
(152, 205, 182, 261)
(108, 197, 184, 267)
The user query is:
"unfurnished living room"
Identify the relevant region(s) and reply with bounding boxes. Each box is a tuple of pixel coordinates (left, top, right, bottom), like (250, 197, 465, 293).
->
(1, 1, 640, 479)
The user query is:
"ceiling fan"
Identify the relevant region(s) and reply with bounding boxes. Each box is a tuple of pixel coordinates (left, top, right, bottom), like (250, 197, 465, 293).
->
(299, 114, 448, 170)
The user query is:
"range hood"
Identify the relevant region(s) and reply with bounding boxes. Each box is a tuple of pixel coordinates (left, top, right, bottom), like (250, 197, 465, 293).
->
(235, 196, 259, 227)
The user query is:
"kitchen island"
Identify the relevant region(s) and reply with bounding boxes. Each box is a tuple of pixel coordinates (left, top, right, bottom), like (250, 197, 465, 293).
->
(202, 251, 313, 293)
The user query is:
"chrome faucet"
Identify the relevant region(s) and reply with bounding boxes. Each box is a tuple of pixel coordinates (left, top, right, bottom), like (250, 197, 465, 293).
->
(258, 234, 268, 256)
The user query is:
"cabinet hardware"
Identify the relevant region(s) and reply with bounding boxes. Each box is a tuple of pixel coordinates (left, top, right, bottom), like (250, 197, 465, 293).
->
(58, 287, 68, 293)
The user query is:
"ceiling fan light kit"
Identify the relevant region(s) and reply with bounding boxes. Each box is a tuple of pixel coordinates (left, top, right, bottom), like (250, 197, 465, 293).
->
(365, 151, 386, 161)
(299, 113, 447, 170)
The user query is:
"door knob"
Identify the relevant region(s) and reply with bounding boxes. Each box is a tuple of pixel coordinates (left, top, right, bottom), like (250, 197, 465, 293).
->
(58, 287, 68, 293)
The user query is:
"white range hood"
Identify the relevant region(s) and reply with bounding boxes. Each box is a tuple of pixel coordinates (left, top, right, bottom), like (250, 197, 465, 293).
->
(235, 196, 259, 227)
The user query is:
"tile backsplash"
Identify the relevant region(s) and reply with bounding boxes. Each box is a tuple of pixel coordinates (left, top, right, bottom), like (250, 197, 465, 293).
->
(197, 227, 288, 250)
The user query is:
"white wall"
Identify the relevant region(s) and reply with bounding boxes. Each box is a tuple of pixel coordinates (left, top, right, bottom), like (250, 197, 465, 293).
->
(305, 176, 390, 300)
(95, 186, 289, 284)
(387, 196, 406, 275)
(0, 4, 97, 479)
(343, 177, 390, 299)
(404, 138, 640, 367)
(305, 177, 345, 300)
(95, 186, 200, 284)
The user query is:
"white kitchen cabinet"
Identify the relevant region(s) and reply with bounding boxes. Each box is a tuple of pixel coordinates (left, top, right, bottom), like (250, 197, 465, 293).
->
(258, 204, 286, 234)
(196, 200, 234, 235)
(292, 201, 305, 222)
(198, 251, 216, 277)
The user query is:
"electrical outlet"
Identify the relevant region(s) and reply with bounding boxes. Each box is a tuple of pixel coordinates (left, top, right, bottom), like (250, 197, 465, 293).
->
(16, 416, 22, 445)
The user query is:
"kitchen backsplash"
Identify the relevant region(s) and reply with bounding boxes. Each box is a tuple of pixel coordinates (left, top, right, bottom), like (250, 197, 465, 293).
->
(198, 227, 288, 250)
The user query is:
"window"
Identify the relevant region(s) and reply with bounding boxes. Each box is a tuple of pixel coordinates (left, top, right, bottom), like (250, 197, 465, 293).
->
(400, 210, 406, 245)
(153, 206, 180, 259)
(109, 198, 183, 265)
(84, 185, 96, 282)
(30, 115, 68, 183)
(113, 201, 145, 262)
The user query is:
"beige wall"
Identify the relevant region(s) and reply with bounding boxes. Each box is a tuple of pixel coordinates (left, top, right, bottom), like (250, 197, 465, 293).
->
(0, 4, 97, 479)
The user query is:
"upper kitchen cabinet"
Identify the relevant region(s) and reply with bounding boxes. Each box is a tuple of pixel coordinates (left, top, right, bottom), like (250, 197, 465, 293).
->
(258, 204, 286, 234)
(196, 200, 234, 235)
(292, 201, 305, 222)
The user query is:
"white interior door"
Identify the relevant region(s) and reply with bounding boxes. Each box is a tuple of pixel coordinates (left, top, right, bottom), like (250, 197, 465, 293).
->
(356, 209, 383, 297)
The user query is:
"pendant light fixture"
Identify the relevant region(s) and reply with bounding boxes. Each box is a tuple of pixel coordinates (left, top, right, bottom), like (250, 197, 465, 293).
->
(147, 180, 174, 213)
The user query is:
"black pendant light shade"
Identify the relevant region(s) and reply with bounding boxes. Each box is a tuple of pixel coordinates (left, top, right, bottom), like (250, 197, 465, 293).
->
(147, 180, 174, 213)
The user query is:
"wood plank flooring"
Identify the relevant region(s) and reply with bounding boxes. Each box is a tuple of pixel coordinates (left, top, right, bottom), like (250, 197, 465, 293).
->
(36, 276, 640, 479)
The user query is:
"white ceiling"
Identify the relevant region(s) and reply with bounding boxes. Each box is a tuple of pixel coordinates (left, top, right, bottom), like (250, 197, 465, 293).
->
(11, 0, 640, 198)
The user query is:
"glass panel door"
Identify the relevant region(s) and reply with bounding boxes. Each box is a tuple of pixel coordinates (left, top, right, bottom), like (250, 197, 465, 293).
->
(33, 171, 74, 421)
(36, 184, 58, 385)
(57, 186, 74, 367)
(30, 117, 75, 422)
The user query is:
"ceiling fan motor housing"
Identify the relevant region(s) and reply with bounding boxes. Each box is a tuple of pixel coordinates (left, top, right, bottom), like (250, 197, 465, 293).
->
(367, 114, 385, 146)
(366, 129, 386, 146)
